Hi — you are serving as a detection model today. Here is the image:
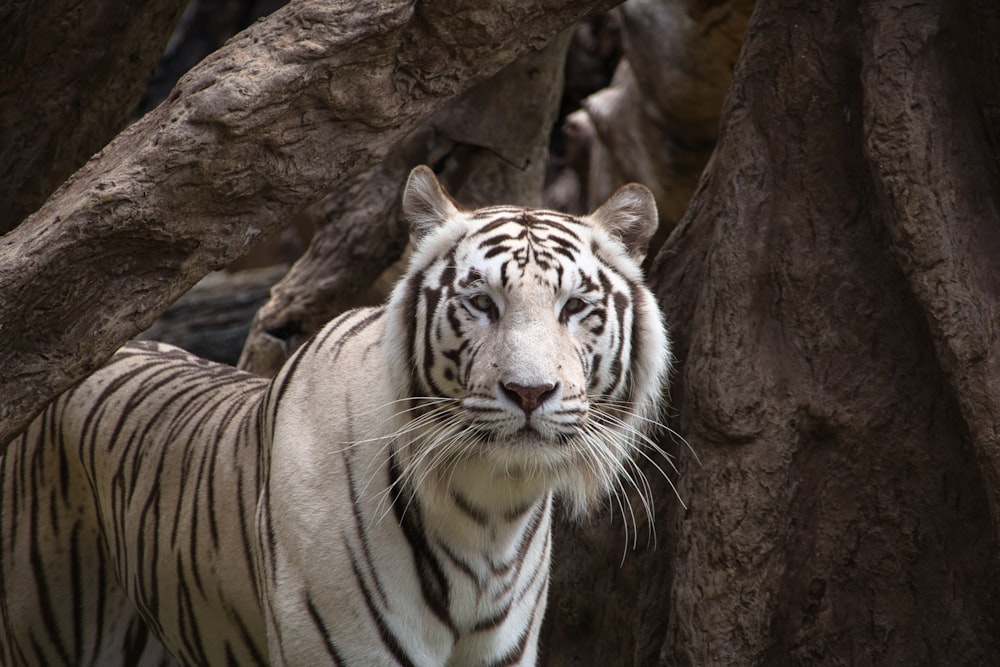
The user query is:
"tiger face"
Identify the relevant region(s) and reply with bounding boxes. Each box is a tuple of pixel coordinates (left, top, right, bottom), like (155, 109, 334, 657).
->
(385, 167, 670, 511)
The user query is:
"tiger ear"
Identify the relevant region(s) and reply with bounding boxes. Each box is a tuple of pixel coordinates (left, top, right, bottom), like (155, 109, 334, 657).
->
(402, 166, 461, 245)
(589, 183, 659, 263)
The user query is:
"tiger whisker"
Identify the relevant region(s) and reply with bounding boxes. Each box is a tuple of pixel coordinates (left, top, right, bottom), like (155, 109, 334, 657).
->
(591, 409, 681, 476)
(578, 428, 638, 553)
(588, 413, 686, 511)
(375, 409, 474, 524)
(577, 423, 648, 552)
(592, 398, 699, 466)
(368, 407, 465, 522)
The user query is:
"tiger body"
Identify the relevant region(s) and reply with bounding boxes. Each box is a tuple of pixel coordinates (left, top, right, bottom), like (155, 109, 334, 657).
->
(1, 344, 268, 665)
(0, 167, 670, 666)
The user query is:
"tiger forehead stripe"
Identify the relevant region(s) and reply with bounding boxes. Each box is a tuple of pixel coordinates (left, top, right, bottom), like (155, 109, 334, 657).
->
(469, 203, 581, 221)
(468, 210, 585, 241)
(469, 205, 522, 219)
(468, 225, 584, 264)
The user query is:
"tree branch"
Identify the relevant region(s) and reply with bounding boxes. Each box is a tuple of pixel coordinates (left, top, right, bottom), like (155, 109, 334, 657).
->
(237, 30, 572, 376)
(0, 0, 618, 447)
(0, 0, 188, 234)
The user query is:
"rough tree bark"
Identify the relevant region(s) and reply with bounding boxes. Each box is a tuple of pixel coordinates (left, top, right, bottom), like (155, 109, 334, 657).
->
(137, 0, 289, 116)
(548, 0, 751, 257)
(543, 0, 1000, 664)
(237, 31, 572, 376)
(0, 0, 188, 234)
(0, 0, 618, 448)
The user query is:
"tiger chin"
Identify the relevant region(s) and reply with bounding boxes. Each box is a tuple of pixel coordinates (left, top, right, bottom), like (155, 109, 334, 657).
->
(0, 166, 671, 667)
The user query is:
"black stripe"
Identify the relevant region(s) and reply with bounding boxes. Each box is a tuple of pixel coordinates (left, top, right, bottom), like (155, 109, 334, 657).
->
(26, 467, 72, 664)
(270, 327, 321, 408)
(80, 360, 175, 476)
(347, 548, 416, 667)
(399, 269, 426, 399)
(545, 228, 583, 250)
(225, 642, 240, 667)
(551, 244, 576, 262)
(235, 473, 263, 607)
(175, 555, 210, 666)
(69, 520, 84, 659)
(229, 602, 269, 666)
(514, 525, 552, 605)
(469, 216, 519, 236)
(305, 595, 346, 666)
(469, 207, 521, 221)
(483, 244, 510, 259)
(388, 452, 456, 637)
(502, 498, 539, 523)
(486, 623, 531, 667)
(260, 487, 279, 589)
(525, 211, 586, 231)
(435, 539, 483, 592)
(419, 284, 447, 396)
(451, 490, 489, 526)
(607, 289, 630, 396)
(344, 448, 390, 607)
(491, 496, 551, 620)
(122, 615, 154, 666)
(472, 600, 512, 633)
(91, 527, 110, 663)
(478, 232, 516, 248)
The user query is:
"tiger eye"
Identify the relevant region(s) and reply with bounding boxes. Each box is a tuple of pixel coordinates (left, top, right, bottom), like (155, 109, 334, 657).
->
(469, 293, 495, 313)
(562, 297, 586, 316)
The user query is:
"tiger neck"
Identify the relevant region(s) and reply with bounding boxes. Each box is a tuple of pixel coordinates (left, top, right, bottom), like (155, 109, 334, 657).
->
(399, 453, 554, 558)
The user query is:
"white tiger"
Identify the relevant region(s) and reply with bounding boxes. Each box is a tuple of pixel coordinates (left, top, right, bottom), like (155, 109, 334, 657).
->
(0, 166, 671, 666)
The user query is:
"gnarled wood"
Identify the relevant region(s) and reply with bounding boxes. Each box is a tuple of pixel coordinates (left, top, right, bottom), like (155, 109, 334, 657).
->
(547, 0, 751, 258)
(0, 0, 618, 447)
(238, 31, 572, 376)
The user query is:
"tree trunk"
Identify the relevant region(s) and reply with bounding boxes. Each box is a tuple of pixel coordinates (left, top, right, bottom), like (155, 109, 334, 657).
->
(543, 0, 1000, 664)
(548, 0, 750, 259)
(0, 0, 617, 448)
(0, 0, 188, 234)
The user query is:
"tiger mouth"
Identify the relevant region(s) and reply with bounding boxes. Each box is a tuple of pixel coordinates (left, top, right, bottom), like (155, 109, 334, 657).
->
(468, 423, 577, 447)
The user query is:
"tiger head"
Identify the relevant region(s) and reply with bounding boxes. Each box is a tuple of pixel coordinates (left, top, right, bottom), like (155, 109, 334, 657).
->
(384, 166, 671, 513)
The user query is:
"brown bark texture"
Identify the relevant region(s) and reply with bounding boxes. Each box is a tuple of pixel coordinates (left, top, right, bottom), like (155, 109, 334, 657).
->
(547, 0, 751, 258)
(237, 31, 572, 376)
(542, 0, 1000, 664)
(0, 0, 189, 235)
(0, 0, 618, 447)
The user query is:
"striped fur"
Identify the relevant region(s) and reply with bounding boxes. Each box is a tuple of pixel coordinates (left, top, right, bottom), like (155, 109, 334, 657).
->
(0, 166, 670, 666)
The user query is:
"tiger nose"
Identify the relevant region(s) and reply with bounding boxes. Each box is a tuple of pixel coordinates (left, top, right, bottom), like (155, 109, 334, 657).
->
(501, 381, 557, 415)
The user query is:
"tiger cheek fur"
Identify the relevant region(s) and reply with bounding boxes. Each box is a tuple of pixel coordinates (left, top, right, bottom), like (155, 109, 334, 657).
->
(0, 165, 670, 667)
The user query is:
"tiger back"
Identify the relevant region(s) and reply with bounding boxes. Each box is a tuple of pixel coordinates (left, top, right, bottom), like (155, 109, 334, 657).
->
(0, 166, 671, 666)
(1, 343, 268, 665)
